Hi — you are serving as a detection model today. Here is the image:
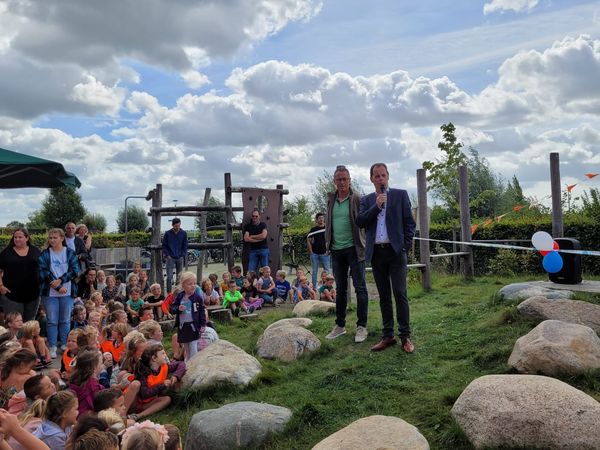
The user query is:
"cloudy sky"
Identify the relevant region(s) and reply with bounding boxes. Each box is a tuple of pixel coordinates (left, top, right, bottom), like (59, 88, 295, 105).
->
(1, 0, 599, 231)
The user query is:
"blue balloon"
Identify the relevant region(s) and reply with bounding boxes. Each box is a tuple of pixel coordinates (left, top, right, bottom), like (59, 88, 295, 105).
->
(542, 251, 563, 273)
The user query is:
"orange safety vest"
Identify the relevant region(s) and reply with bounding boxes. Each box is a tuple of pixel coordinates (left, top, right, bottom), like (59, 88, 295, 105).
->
(62, 350, 75, 374)
(101, 340, 124, 364)
(147, 364, 168, 388)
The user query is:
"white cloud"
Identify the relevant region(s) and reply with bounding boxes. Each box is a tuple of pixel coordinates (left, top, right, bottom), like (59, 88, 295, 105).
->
(483, 0, 539, 15)
(181, 70, 211, 90)
(70, 75, 126, 116)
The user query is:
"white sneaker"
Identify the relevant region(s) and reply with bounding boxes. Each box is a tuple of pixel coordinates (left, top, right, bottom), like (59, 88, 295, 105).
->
(49, 346, 57, 359)
(355, 326, 368, 343)
(325, 325, 347, 340)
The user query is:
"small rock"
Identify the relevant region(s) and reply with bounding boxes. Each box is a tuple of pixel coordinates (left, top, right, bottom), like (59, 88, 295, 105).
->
(508, 319, 600, 376)
(293, 300, 335, 317)
(186, 401, 292, 450)
(312, 415, 429, 450)
(182, 340, 261, 390)
(518, 296, 600, 331)
(452, 374, 600, 449)
(499, 283, 572, 301)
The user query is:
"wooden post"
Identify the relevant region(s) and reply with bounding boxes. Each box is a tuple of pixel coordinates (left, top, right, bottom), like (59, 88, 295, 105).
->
(550, 152, 564, 238)
(224, 173, 234, 270)
(150, 184, 163, 288)
(458, 166, 474, 278)
(416, 169, 431, 290)
(276, 184, 284, 271)
(197, 188, 211, 281)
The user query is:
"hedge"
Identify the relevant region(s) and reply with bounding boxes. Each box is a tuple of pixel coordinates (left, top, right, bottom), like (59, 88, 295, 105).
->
(3, 216, 598, 275)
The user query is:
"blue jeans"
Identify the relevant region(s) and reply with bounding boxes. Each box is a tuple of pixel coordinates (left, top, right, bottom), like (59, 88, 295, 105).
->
(248, 248, 269, 273)
(310, 253, 331, 287)
(331, 247, 369, 328)
(165, 256, 184, 293)
(43, 295, 74, 348)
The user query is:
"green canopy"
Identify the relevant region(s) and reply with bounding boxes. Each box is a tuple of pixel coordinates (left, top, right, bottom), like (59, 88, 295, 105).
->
(0, 147, 81, 189)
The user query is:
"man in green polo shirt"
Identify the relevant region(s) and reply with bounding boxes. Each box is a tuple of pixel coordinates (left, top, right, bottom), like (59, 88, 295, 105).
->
(324, 165, 369, 343)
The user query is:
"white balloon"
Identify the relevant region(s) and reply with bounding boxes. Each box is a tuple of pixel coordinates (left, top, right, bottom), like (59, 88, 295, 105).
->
(531, 231, 554, 251)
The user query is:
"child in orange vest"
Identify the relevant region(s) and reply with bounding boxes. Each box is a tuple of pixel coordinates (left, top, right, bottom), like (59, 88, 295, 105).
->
(132, 344, 185, 418)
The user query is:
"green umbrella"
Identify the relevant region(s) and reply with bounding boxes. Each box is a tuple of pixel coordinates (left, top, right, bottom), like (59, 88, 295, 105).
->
(0, 147, 81, 189)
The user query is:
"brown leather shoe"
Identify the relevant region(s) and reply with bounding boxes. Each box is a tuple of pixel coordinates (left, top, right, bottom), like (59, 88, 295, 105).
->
(370, 336, 397, 352)
(401, 337, 415, 353)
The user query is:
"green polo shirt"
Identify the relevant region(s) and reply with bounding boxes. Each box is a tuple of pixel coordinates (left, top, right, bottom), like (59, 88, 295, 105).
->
(331, 195, 353, 250)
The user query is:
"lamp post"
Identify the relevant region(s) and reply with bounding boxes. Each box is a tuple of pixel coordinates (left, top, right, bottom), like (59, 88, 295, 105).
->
(124, 195, 148, 277)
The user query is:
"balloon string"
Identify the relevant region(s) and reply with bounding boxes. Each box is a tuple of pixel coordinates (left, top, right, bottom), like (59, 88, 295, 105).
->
(413, 237, 600, 257)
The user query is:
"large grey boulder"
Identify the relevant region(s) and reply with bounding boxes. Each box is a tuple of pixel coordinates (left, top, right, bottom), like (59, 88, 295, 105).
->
(508, 320, 600, 376)
(257, 319, 320, 362)
(293, 300, 335, 317)
(312, 415, 429, 450)
(185, 401, 292, 450)
(518, 296, 600, 331)
(452, 374, 600, 449)
(182, 340, 262, 390)
(499, 283, 573, 301)
(264, 317, 313, 332)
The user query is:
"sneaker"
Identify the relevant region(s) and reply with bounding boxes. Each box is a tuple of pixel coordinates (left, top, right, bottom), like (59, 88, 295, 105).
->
(275, 298, 284, 305)
(355, 326, 368, 343)
(49, 346, 57, 359)
(325, 325, 347, 340)
(248, 306, 255, 314)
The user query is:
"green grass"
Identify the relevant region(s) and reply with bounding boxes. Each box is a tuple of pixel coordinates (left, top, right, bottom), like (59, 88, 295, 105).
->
(154, 275, 600, 449)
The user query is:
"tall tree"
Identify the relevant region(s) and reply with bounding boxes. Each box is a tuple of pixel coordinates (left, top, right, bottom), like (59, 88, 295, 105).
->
(26, 210, 46, 230)
(116, 205, 149, 233)
(40, 186, 86, 228)
(82, 213, 107, 233)
(194, 197, 226, 230)
(284, 195, 313, 229)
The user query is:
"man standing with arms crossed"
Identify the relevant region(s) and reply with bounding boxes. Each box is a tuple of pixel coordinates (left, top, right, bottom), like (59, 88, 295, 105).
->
(325, 165, 369, 343)
(162, 218, 187, 293)
(357, 163, 416, 353)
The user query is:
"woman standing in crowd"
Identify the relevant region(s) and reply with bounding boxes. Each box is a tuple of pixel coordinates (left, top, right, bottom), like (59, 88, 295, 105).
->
(38, 228, 80, 358)
(0, 228, 42, 321)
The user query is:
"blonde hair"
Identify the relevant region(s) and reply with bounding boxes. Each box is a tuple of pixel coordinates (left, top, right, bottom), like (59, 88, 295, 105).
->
(276, 270, 286, 278)
(90, 291, 103, 304)
(20, 320, 40, 339)
(122, 427, 165, 450)
(259, 266, 270, 275)
(138, 320, 161, 340)
(149, 283, 161, 291)
(179, 271, 196, 286)
(98, 407, 126, 433)
(19, 398, 46, 425)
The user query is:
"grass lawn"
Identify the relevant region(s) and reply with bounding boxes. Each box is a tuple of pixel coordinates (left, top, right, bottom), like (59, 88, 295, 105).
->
(155, 274, 600, 449)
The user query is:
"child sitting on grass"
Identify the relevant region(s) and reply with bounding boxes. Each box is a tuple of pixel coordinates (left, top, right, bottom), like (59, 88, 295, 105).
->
(256, 266, 276, 305)
(220, 272, 231, 298)
(319, 275, 337, 302)
(72, 304, 88, 329)
(240, 278, 262, 314)
(5, 311, 23, 338)
(145, 283, 165, 320)
(297, 276, 316, 301)
(33, 390, 79, 450)
(223, 280, 247, 317)
(19, 320, 51, 368)
(61, 328, 82, 381)
(127, 287, 145, 325)
(274, 270, 291, 304)
(231, 266, 244, 289)
(68, 349, 105, 416)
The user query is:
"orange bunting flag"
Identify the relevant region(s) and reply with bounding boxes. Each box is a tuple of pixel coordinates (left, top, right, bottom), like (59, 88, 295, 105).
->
(483, 219, 493, 227)
(567, 184, 577, 193)
(513, 204, 524, 212)
(496, 214, 507, 222)
(585, 173, 598, 179)
(470, 224, 478, 235)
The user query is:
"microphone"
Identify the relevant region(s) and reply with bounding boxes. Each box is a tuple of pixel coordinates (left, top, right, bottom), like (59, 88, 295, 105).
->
(380, 184, 385, 208)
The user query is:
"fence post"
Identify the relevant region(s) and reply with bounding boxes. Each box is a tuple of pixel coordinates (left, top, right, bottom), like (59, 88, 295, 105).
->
(458, 166, 474, 278)
(416, 169, 431, 290)
(150, 184, 163, 288)
(224, 173, 234, 270)
(197, 188, 211, 281)
(550, 152, 564, 238)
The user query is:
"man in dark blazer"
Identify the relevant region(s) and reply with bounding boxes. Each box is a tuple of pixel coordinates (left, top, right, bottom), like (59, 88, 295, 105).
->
(356, 163, 416, 353)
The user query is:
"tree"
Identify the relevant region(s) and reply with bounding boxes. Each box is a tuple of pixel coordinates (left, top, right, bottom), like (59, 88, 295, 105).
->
(5, 220, 24, 229)
(581, 188, 600, 221)
(284, 195, 313, 229)
(40, 186, 86, 228)
(310, 170, 363, 215)
(194, 197, 226, 231)
(82, 213, 107, 233)
(26, 210, 46, 230)
(116, 206, 149, 233)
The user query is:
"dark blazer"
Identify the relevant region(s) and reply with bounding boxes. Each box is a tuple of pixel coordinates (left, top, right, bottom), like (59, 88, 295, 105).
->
(356, 188, 416, 263)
